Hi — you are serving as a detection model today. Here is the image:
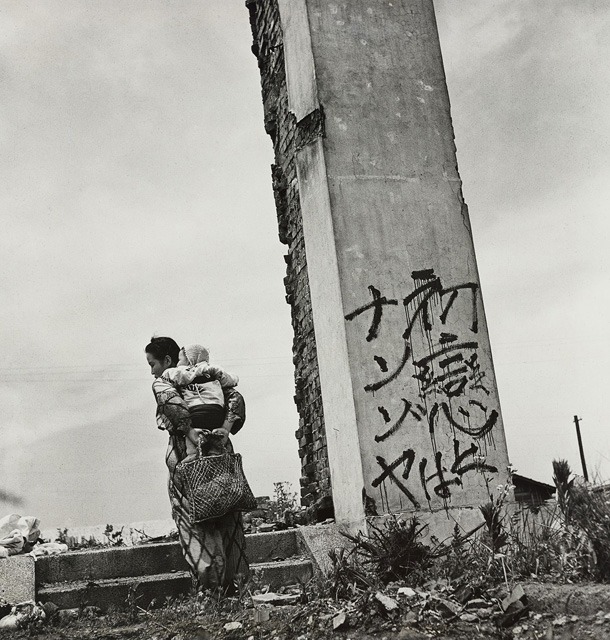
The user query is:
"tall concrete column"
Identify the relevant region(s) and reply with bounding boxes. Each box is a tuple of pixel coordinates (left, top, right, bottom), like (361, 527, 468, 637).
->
(248, 0, 511, 531)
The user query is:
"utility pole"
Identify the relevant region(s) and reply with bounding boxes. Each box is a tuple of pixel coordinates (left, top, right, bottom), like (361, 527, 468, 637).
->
(573, 415, 589, 482)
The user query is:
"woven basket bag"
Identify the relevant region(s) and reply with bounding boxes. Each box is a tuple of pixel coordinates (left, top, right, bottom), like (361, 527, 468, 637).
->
(177, 441, 257, 523)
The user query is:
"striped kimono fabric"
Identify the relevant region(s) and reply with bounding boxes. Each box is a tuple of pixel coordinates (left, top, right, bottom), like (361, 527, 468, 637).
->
(153, 377, 249, 591)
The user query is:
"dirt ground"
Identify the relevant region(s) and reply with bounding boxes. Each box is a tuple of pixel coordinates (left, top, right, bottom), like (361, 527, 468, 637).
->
(2, 582, 610, 640)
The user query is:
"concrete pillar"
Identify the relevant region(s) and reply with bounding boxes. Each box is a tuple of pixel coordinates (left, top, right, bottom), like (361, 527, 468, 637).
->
(248, 0, 511, 531)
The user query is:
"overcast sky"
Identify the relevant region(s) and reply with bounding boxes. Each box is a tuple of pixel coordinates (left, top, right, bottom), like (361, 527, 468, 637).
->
(1, 0, 608, 529)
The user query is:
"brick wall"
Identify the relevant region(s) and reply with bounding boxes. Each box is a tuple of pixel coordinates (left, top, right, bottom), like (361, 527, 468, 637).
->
(246, 0, 332, 515)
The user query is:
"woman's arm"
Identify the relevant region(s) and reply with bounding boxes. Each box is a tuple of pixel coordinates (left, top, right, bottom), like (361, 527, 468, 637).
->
(221, 388, 246, 434)
(152, 377, 192, 435)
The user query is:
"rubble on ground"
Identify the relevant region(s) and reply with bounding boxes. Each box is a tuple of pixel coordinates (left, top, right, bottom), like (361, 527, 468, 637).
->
(3, 580, 610, 639)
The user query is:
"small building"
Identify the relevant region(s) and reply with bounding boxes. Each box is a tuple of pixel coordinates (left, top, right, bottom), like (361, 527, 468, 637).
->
(591, 481, 610, 497)
(512, 473, 556, 508)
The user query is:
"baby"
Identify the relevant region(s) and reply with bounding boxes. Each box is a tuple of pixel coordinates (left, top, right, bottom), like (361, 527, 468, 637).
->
(162, 344, 239, 460)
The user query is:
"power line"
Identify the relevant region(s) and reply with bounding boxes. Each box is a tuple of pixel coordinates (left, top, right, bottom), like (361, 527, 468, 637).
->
(7, 357, 293, 372)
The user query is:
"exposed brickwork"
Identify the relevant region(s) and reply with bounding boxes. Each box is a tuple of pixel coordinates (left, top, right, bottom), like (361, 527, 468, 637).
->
(247, 0, 331, 513)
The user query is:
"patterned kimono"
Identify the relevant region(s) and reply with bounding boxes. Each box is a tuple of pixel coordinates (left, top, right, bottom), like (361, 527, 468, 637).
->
(152, 376, 249, 591)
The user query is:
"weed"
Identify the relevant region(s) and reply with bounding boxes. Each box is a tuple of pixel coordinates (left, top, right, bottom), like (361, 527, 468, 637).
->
(480, 499, 509, 553)
(54, 528, 98, 551)
(103, 524, 125, 547)
(125, 582, 142, 623)
(327, 546, 375, 600)
(569, 483, 610, 580)
(436, 523, 485, 584)
(553, 459, 574, 523)
(342, 515, 434, 586)
(55, 528, 68, 545)
(267, 481, 300, 524)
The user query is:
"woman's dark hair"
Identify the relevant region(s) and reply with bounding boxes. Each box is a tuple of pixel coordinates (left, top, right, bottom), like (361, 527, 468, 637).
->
(145, 336, 180, 366)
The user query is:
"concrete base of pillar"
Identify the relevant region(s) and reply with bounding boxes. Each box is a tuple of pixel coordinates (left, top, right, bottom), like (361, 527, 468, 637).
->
(0, 555, 35, 604)
(368, 506, 487, 548)
(297, 523, 358, 576)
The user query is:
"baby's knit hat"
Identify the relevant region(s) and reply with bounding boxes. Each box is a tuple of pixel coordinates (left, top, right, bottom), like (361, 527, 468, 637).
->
(182, 344, 210, 366)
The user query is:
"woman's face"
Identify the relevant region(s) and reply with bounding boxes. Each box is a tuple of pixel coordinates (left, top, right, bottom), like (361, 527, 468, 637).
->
(146, 352, 171, 378)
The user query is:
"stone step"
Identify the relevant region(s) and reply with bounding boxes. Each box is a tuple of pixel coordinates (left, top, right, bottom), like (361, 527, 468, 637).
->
(251, 558, 313, 589)
(37, 571, 192, 612)
(37, 558, 313, 611)
(34, 529, 312, 611)
(36, 529, 302, 586)
(246, 529, 304, 563)
(35, 542, 187, 587)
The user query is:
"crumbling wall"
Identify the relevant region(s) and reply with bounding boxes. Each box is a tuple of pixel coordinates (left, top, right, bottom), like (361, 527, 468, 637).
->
(247, 0, 331, 515)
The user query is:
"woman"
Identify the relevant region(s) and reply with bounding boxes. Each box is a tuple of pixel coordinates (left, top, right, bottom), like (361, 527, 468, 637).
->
(144, 336, 249, 592)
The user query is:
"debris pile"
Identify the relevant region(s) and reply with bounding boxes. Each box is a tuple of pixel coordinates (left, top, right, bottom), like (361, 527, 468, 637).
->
(242, 495, 310, 534)
(4, 580, 610, 638)
(0, 600, 46, 631)
(0, 513, 69, 558)
(0, 514, 41, 558)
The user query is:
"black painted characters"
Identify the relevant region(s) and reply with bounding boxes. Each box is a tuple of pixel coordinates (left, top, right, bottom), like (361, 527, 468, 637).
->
(345, 269, 501, 511)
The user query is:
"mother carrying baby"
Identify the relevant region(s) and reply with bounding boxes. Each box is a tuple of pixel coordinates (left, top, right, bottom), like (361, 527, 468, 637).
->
(145, 337, 249, 593)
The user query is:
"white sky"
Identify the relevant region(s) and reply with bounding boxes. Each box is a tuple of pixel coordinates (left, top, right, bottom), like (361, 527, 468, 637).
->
(1, 0, 609, 528)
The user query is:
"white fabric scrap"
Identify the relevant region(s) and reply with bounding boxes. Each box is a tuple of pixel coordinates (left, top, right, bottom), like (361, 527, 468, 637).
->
(30, 542, 69, 557)
(0, 514, 41, 558)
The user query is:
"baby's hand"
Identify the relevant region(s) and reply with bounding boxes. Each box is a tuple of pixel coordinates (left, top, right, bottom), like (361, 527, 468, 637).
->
(188, 428, 205, 444)
(211, 428, 229, 444)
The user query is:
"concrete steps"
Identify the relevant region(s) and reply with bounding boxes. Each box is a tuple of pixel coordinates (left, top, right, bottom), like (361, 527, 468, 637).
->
(38, 572, 192, 611)
(35, 529, 314, 611)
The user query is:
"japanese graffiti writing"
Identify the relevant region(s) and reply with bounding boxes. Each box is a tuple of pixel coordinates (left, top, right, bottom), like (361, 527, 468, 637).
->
(372, 438, 498, 509)
(345, 269, 500, 510)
